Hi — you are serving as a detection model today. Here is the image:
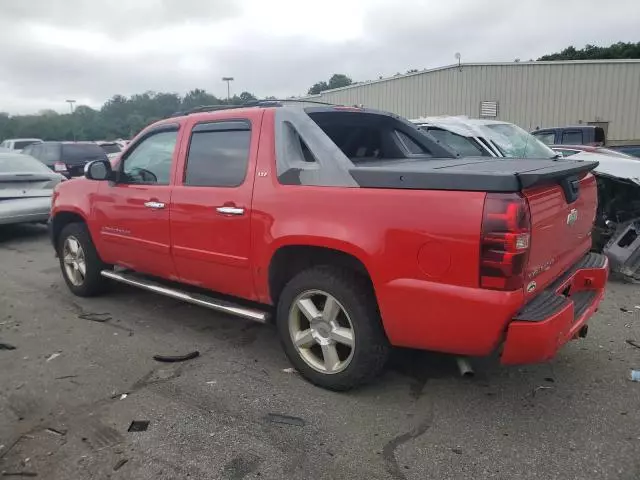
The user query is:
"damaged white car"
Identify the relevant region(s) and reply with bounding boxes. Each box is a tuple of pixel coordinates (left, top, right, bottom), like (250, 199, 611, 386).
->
(412, 116, 640, 282)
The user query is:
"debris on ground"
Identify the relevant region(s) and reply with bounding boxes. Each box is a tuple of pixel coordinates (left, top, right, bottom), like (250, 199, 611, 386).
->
(113, 459, 128, 471)
(630, 370, 640, 382)
(45, 353, 61, 362)
(282, 367, 297, 374)
(205, 381, 217, 385)
(544, 377, 555, 383)
(0, 342, 16, 351)
(1, 473, 38, 477)
(127, 420, 150, 432)
(45, 428, 66, 436)
(626, 339, 640, 350)
(152, 351, 199, 363)
(529, 386, 553, 398)
(54, 375, 77, 380)
(451, 447, 463, 455)
(264, 413, 305, 427)
(78, 312, 112, 323)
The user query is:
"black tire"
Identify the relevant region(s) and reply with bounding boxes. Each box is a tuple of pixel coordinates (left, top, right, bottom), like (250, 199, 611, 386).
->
(276, 266, 389, 391)
(57, 222, 110, 297)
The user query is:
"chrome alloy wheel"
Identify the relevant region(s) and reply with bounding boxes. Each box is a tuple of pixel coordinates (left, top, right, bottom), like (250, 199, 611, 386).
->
(288, 290, 355, 374)
(62, 236, 86, 286)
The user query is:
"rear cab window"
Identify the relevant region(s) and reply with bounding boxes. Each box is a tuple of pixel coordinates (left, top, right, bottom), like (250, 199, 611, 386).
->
(561, 131, 583, 145)
(532, 131, 556, 145)
(421, 128, 488, 157)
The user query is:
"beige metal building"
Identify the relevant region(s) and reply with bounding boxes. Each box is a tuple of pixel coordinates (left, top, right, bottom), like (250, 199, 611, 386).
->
(304, 60, 640, 144)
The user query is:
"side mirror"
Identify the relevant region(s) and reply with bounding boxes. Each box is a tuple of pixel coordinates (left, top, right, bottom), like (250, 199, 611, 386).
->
(84, 160, 113, 181)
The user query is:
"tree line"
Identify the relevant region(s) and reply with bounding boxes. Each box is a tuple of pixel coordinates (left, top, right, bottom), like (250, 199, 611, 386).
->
(0, 89, 260, 142)
(2, 42, 638, 142)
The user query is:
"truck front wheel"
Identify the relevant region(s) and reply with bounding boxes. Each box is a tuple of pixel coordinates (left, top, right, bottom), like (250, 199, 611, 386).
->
(58, 223, 109, 297)
(276, 266, 389, 390)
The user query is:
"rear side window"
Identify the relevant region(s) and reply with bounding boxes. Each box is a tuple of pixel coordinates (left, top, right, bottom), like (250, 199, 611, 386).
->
(184, 122, 251, 187)
(62, 144, 108, 162)
(100, 143, 121, 154)
(15, 140, 39, 150)
(562, 131, 583, 145)
(395, 131, 427, 155)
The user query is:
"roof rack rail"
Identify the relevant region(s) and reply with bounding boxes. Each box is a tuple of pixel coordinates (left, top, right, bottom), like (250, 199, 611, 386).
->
(170, 98, 339, 117)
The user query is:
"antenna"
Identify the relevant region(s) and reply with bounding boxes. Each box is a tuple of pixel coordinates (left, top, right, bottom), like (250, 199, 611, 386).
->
(454, 52, 462, 71)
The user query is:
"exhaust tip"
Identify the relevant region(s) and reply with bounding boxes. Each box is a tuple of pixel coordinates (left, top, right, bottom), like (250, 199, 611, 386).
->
(455, 357, 475, 377)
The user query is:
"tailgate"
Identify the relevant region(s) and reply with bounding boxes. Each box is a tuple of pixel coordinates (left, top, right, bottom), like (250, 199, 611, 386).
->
(522, 172, 598, 299)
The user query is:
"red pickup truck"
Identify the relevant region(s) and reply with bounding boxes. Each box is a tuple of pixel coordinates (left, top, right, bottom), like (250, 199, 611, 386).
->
(49, 103, 609, 390)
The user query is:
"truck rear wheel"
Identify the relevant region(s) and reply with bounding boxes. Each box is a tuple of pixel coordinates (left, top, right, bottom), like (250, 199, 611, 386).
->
(58, 223, 109, 297)
(276, 266, 389, 390)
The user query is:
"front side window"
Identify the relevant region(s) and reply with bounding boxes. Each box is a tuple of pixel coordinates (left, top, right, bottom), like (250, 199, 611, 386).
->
(184, 122, 251, 187)
(121, 130, 178, 185)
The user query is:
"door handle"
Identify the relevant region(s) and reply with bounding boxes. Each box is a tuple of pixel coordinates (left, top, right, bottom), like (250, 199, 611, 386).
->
(144, 201, 165, 210)
(216, 206, 244, 216)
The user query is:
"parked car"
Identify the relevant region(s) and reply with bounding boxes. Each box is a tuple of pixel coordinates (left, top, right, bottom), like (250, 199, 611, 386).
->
(412, 116, 640, 282)
(22, 141, 109, 178)
(50, 103, 608, 390)
(551, 145, 636, 159)
(96, 141, 123, 160)
(531, 125, 606, 146)
(0, 152, 65, 225)
(0, 138, 43, 152)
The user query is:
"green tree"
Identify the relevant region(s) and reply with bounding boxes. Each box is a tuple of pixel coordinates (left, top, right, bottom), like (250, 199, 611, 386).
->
(308, 81, 329, 95)
(538, 41, 640, 61)
(327, 74, 352, 89)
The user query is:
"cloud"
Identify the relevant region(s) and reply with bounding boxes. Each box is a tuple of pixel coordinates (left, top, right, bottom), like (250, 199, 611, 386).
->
(0, 0, 638, 114)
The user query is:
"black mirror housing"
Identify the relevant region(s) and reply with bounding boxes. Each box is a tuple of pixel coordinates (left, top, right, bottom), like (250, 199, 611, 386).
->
(84, 160, 113, 181)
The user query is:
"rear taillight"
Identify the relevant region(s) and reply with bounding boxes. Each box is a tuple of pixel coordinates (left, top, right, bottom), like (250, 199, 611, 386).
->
(54, 161, 67, 172)
(480, 193, 531, 290)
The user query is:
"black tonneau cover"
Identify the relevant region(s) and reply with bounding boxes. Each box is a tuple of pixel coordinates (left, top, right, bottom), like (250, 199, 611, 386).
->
(349, 157, 599, 192)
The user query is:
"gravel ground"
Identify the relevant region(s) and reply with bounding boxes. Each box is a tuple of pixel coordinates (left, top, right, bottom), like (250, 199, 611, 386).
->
(1, 224, 639, 480)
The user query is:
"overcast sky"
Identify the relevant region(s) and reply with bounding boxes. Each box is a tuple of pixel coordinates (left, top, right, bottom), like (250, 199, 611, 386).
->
(1, 0, 638, 114)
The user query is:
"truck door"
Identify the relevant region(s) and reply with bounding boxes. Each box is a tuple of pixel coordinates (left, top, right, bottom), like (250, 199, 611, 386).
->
(93, 124, 180, 278)
(169, 110, 263, 300)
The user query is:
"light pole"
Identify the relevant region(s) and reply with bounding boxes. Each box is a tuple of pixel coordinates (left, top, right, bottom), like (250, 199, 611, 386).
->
(222, 77, 234, 103)
(66, 100, 76, 141)
(66, 99, 76, 114)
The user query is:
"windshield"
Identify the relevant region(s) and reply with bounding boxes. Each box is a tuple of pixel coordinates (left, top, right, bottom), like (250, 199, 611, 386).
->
(0, 153, 54, 174)
(483, 124, 556, 159)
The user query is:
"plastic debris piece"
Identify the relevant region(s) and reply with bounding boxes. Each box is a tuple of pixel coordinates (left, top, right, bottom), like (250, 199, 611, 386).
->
(206, 381, 217, 385)
(153, 351, 199, 363)
(45, 353, 60, 362)
(119, 394, 128, 400)
(113, 459, 128, 471)
(635, 306, 640, 310)
(620, 307, 633, 313)
(626, 339, 640, 350)
(127, 420, 149, 432)
(631, 370, 640, 382)
(264, 413, 305, 427)
(544, 377, 555, 383)
(0, 342, 16, 351)
(45, 428, 66, 436)
(282, 368, 296, 374)
(451, 447, 463, 455)
(78, 312, 112, 323)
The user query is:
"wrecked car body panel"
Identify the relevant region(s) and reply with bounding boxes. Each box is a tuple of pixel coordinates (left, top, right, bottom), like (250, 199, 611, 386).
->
(411, 117, 640, 281)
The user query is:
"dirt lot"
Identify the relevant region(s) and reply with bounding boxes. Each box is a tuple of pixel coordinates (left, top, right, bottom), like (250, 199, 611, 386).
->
(1, 224, 639, 480)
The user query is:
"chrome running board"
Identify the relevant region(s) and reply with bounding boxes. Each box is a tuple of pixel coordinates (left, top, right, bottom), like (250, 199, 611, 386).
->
(100, 270, 269, 323)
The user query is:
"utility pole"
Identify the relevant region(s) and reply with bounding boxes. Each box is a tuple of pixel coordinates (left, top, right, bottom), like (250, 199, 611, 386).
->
(66, 99, 76, 141)
(222, 77, 234, 103)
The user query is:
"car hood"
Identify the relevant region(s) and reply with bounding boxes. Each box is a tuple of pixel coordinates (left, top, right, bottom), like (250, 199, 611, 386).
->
(570, 152, 640, 186)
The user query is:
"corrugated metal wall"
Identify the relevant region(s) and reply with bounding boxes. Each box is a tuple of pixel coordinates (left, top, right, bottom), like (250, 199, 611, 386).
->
(305, 61, 640, 143)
